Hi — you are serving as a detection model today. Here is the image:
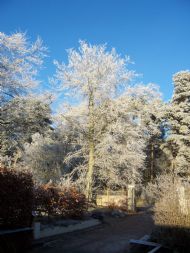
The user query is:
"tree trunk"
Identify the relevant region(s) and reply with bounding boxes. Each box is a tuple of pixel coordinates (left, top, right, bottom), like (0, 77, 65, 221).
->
(171, 158, 175, 183)
(150, 143, 154, 181)
(85, 92, 95, 201)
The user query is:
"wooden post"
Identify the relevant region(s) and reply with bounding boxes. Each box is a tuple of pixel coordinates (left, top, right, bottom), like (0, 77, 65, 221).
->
(128, 184, 135, 211)
(33, 222, 41, 239)
(178, 185, 188, 215)
(106, 187, 110, 204)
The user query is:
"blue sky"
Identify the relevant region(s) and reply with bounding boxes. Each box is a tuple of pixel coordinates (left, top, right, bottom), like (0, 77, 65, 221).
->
(0, 0, 190, 102)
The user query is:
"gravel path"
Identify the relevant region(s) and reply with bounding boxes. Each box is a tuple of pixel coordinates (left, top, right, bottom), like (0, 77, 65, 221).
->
(29, 211, 154, 253)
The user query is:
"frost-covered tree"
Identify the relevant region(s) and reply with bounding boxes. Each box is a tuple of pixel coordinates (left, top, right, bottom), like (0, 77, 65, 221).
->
(94, 96, 146, 188)
(21, 114, 83, 183)
(126, 84, 165, 181)
(0, 32, 46, 103)
(116, 83, 165, 183)
(55, 97, 146, 193)
(22, 131, 65, 183)
(164, 71, 190, 178)
(54, 83, 163, 197)
(0, 32, 49, 166)
(53, 41, 134, 199)
(0, 95, 52, 167)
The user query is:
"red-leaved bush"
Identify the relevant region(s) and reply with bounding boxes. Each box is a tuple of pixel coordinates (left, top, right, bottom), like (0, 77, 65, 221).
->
(0, 166, 86, 229)
(58, 188, 87, 218)
(0, 167, 34, 228)
(34, 184, 87, 218)
(34, 184, 59, 216)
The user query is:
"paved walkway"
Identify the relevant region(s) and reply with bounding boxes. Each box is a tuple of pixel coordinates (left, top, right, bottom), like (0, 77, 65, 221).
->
(29, 211, 154, 253)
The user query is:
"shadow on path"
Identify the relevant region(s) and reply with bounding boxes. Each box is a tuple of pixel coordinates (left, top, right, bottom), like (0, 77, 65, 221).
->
(28, 210, 154, 253)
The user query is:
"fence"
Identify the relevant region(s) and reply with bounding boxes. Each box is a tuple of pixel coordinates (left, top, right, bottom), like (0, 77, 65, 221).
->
(96, 185, 135, 211)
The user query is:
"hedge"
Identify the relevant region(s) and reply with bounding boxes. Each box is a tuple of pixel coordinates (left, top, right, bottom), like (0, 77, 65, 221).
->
(0, 167, 87, 229)
(34, 184, 87, 218)
(0, 167, 34, 229)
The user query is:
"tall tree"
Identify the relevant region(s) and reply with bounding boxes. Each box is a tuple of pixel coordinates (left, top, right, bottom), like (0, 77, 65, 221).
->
(165, 71, 190, 178)
(118, 83, 164, 183)
(54, 83, 162, 198)
(53, 41, 134, 199)
(94, 96, 146, 189)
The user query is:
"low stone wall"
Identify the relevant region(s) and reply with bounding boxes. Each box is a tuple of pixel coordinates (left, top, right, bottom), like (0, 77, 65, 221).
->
(34, 219, 101, 239)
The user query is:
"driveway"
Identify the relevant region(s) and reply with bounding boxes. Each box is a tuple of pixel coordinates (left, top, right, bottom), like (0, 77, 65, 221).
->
(29, 211, 154, 253)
